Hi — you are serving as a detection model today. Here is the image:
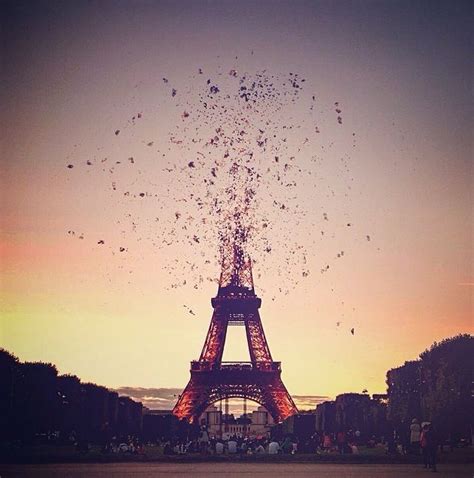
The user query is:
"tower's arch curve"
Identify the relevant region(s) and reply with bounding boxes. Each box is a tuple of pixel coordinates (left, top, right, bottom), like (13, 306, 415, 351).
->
(191, 388, 268, 421)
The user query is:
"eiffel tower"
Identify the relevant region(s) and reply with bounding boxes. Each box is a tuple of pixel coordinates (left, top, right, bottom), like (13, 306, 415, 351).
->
(173, 239, 298, 423)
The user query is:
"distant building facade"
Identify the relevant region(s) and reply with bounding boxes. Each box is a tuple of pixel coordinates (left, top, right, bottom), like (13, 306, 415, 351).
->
(200, 405, 274, 438)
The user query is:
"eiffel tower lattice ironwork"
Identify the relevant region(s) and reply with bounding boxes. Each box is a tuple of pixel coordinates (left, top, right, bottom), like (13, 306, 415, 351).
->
(173, 241, 298, 423)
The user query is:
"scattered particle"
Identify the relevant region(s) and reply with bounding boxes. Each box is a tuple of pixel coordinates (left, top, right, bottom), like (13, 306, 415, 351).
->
(64, 67, 361, 296)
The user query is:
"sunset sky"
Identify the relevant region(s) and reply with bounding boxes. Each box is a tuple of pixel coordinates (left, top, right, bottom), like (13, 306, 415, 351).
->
(1, 0, 472, 410)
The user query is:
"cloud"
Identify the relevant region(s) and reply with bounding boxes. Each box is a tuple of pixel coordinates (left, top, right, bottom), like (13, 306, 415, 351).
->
(114, 387, 182, 409)
(292, 395, 331, 410)
(114, 387, 330, 413)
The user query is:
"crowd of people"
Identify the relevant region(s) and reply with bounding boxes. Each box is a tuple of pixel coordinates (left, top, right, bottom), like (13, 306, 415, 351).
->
(158, 419, 445, 469)
(163, 433, 297, 456)
(68, 417, 445, 473)
(161, 426, 380, 456)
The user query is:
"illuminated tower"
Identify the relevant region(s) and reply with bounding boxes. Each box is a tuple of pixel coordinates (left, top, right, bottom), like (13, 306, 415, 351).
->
(173, 240, 298, 423)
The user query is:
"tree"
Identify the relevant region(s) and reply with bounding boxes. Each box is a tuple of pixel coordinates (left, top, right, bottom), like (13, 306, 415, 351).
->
(15, 361, 60, 442)
(419, 334, 473, 441)
(0, 349, 20, 440)
(387, 334, 473, 444)
(386, 360, 421, 428)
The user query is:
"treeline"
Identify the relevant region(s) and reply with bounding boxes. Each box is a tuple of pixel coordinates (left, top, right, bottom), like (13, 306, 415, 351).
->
(0, 350, 143, 444)
(314, 393, 388, 439)
(311, 334, 473, 445)
(387, 334, 473, 442)
(1, 334, 471, 447)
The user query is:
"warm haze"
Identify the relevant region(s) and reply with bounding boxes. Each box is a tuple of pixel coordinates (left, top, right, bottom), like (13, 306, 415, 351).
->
(1, 0, 472, 407)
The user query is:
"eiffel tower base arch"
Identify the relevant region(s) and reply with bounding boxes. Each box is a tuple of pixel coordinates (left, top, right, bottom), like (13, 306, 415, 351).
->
(174, 362, 297, 423)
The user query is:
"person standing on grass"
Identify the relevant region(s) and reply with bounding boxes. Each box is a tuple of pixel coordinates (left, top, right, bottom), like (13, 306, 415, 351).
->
(336, 430, 346, 454)
(323, 432, 332, 452)
(425, 423, 439, 473)
(420, 423, 430, 469)
(198, 425, 209, 454)
(410, 418, 421, 454)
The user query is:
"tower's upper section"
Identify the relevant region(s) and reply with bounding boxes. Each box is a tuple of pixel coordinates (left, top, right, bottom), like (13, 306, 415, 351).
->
(217, 233, 255, 297)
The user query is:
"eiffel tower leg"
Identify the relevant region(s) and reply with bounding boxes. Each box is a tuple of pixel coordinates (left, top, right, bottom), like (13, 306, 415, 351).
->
(259, 378, 298, 423)
(199, 310, 228, 363)
(173, 376, 212, 423)
(245, 314, 273, 362)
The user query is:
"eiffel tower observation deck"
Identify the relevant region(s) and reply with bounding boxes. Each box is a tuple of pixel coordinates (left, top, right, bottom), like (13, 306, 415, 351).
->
(173, 237, 298, 423)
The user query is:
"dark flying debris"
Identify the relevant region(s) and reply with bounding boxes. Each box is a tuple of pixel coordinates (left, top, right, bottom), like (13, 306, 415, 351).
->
(63, 66, 366, 300)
